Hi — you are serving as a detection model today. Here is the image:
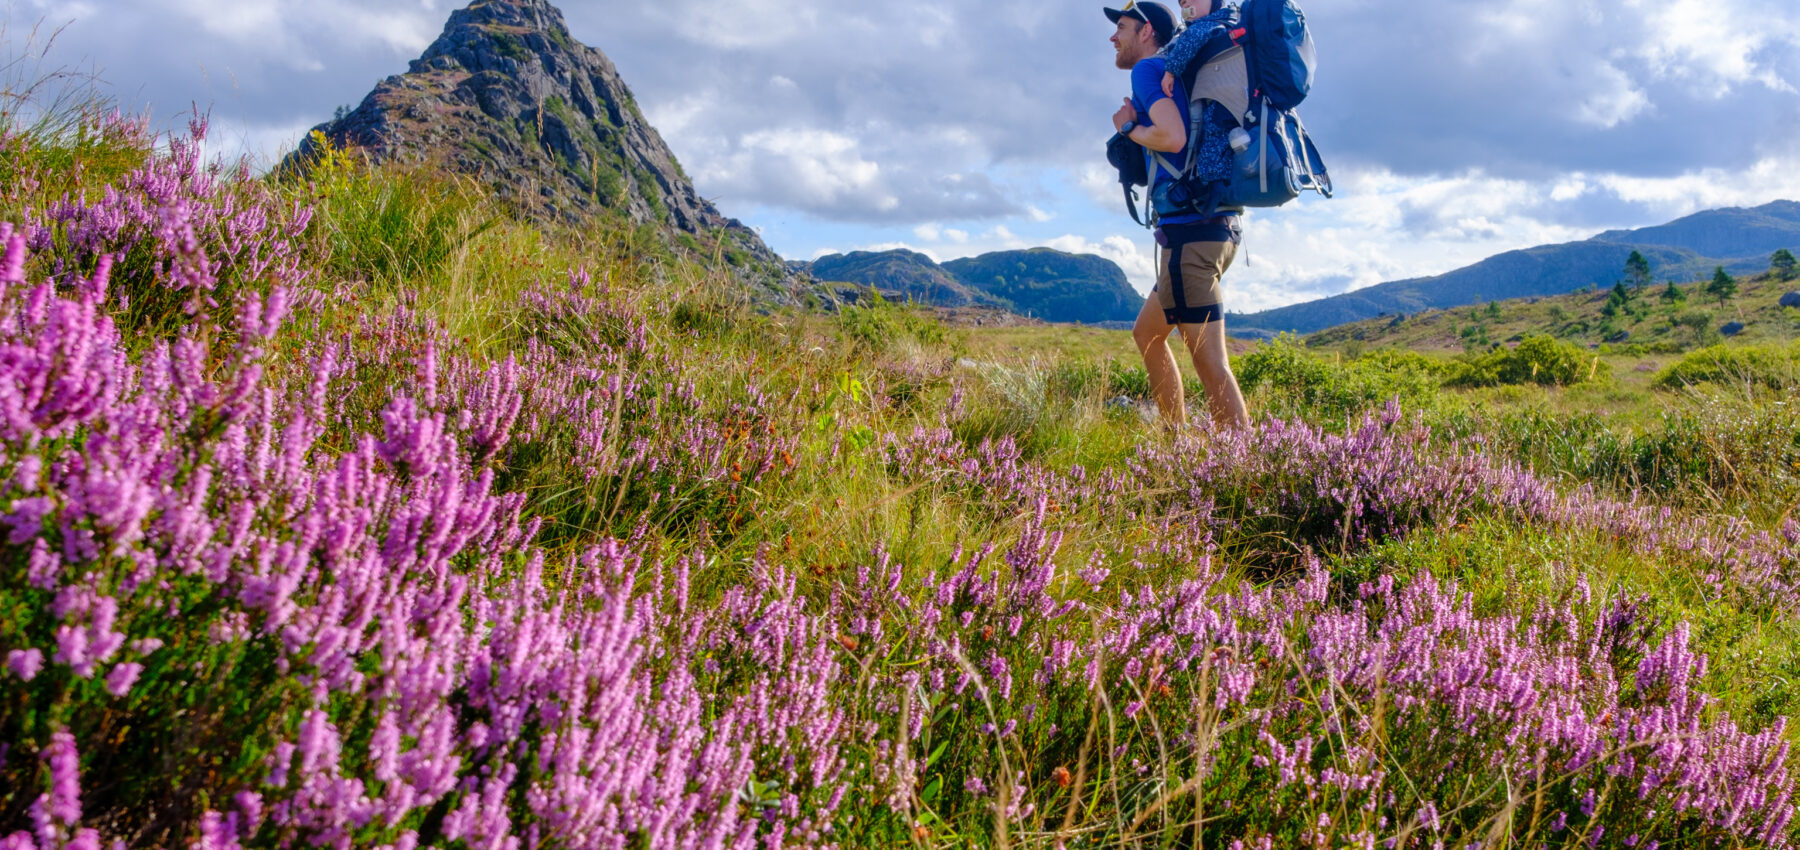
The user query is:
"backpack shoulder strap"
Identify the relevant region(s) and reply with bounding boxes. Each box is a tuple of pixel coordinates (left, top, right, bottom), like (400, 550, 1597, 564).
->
(1124, 185, 1141, 226)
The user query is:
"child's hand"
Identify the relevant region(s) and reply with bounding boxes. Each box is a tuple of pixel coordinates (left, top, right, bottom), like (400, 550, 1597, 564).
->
(1162, 71, 1176, 98)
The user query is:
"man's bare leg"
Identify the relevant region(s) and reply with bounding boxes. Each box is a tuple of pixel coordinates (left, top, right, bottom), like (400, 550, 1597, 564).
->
(1178, 318, 1249, 429)
(1132, 294, 1187, 424)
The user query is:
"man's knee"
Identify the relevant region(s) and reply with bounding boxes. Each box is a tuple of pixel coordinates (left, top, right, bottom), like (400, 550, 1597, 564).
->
(1180, 324, 1230, 364)
(1133, 313, 1170, 350)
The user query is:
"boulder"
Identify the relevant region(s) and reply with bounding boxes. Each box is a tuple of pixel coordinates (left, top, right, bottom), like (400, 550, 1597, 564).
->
(1720, 321, 1745, 337)
(1781, 291, 1800, 309)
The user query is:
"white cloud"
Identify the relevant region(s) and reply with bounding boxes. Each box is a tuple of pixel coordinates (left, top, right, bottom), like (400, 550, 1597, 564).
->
(1575, 62, 1651, 128)
(668, 0, 819, 49)
(153, 0, 438, 66)
(1590, 156, 1800, 214)
(1550, 177, 1590, 202)
(1633, 0, 1798, 93)
(1077, 164, 1127, 210)
(1045, 234, 1156, 293)
(643, 94, 710, 141)
(209, 117, 317, 166)
(699, 127, 895, 213)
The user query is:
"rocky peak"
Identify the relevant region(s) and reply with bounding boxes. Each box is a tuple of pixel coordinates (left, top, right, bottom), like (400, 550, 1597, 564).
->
(429, 0, 569, 39)
(413, 0, 573, 75)
(291, 0, 790, 287)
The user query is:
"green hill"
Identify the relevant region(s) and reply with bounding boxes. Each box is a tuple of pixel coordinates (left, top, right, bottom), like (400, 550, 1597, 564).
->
(1230, 201, 1800, 336)
(1306, 264, 1800, 353)
(807, 249, 996, 308)
(803, 247, 1141, 324)
(943, 248, 1140, 324)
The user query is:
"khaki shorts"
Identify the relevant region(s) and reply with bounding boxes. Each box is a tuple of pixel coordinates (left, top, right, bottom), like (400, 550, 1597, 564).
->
(1153, 238, 1237, 325)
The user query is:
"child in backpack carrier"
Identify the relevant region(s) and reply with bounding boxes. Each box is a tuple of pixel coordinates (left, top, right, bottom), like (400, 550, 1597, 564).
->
(1155, 0, 1244, 198)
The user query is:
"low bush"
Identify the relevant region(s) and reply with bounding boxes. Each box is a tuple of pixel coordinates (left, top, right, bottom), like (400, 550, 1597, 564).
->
(288, 132, 498, 294)
(1448, 334, 1603, 387)
(836, 289, 947, 353)
(1441, 400, 1800, 517)
(1106, 359, 1152, 399)
(1237, 336, 1444, 421)
(1653, 342, 1800, 391)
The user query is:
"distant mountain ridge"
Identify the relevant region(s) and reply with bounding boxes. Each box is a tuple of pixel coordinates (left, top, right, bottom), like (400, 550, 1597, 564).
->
(1229, 201, 1800, 336)
(943, 250, 1140, 324)
(798, 248, 1141, 324)
(807, 250, 996, 309)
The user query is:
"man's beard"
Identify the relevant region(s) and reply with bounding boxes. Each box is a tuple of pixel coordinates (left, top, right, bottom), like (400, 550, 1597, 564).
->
(1115, 41, 1140, 69)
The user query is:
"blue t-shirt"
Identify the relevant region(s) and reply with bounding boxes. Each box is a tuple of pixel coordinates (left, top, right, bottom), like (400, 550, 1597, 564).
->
(1130, 56, 1208, 227)
(1130, 56, 1188, 185)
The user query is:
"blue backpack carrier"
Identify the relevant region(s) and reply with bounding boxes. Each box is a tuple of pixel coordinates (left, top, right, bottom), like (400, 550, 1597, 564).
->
(1240, 0, 1315, 112)
(1154, 0, 1330, 220)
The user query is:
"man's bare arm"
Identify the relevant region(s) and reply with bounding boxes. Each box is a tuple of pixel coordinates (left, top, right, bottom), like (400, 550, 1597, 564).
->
(1137, 98, 1187, 153)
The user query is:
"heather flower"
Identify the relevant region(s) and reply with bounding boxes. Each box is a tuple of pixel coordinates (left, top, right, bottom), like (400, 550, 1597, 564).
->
(39, 729, 81, 828)
(103, 663, 143, 697)
(5, 649, 44, 681)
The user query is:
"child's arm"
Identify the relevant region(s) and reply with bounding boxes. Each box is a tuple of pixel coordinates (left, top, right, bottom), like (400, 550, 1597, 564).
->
(1161, 21, 1207, 82)
(1163, 8, 1237, 87)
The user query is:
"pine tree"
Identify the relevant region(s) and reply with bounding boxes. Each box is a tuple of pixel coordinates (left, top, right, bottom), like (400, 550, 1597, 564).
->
(1625, 250, 1652, 289)
(1772, 248, 1798, 282)
(1602, 283, 1627, 318)
(1660, 280, 1684, 304)
(1706, 266, 1738, 308)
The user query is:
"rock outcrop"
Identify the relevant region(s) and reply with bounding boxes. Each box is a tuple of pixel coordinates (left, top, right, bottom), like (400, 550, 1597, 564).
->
(289, 0, 790, 288)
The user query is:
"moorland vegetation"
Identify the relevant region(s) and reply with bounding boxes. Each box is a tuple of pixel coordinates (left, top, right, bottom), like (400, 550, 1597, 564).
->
(1, 90, 1798, 850)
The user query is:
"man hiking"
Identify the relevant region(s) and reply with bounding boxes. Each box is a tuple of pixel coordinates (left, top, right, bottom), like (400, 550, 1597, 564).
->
(1107, 0, 1250, 429)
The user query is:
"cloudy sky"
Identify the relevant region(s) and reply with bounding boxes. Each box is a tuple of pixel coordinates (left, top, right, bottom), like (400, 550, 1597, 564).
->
(7, 0, 1800, 310)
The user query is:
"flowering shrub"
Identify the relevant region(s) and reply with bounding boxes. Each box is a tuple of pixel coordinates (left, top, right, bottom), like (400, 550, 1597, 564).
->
(22, 114, 312, 342)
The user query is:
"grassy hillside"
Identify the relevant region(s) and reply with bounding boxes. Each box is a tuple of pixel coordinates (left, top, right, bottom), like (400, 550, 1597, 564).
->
(1231, 202, 1800, 335)
(1, 105, 1798, 850)
(1309, 266, 1800, 353)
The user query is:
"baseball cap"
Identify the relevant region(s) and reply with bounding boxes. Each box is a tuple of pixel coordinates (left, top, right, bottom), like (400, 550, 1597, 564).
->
(1104, 1, 1177, 46)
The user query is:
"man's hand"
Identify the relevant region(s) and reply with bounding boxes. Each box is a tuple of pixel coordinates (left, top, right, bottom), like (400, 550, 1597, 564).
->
(1162, 71, 1176, 98)
(1113, 99, 1139, 132)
